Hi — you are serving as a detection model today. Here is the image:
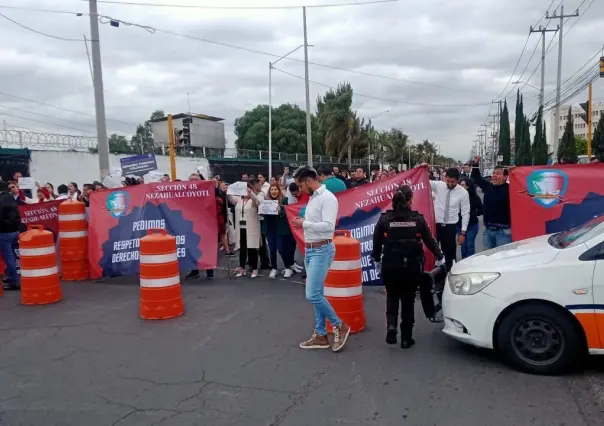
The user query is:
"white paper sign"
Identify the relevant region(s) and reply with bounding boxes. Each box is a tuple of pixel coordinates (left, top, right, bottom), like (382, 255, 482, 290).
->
(259, 200, 278, 215)
(102, 175, 123, 189)
(227, 181, 248, 196)
(110, 167, 123, 177)
(18, 177, 36, 190)
(147, 170, 164, 182)
(197, 165, 209, 179)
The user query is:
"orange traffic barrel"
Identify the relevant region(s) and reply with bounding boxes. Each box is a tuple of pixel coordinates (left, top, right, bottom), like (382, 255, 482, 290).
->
(325, 230, 365, 333)
(19, 225, 62, 305)
(139, 229, 184, 320)
(58, 200, 89, 280)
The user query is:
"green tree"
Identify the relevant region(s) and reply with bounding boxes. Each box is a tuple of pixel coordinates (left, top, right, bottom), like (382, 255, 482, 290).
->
(382, 128, 409, 167)
(234, 104, 323, 155)
(516, 116, 532, 166)
(532, 106, 549, 165)
(108, 134, 132, 154)
(557, 106, 578, 163)
(316, 82, 360, 161)
(514, 91, 524, 161)
(499, 100, 511, 164)
(574, 136, 588, 155)
(131, 110, 165, 154)
(593, 115, 604, 161)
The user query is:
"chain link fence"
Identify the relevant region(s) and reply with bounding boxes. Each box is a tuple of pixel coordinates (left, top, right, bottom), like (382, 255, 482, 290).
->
(0, 130, 366, 165)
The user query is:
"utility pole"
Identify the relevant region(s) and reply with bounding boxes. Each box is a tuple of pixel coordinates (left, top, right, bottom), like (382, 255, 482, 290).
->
(546, 5, 579, 156)
(529, 25, 559, 111)
(588, 83, 593, 159)
(88, 0, 110, 180)
(302, 7, 313, 167)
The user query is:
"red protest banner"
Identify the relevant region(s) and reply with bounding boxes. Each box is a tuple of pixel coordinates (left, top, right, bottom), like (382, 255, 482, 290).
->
(509, 164, 604, 241)
(88, 181, 218, 279)
(285, 167, 436, 285)
(18, 200, 63, 236)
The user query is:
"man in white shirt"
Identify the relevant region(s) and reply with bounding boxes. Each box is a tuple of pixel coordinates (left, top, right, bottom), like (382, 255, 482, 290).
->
(291, 166, 351, 353)
(425, 166, 470, 271)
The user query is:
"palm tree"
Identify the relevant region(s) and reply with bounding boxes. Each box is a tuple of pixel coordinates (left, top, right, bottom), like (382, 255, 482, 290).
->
(382, 128, 409, 168)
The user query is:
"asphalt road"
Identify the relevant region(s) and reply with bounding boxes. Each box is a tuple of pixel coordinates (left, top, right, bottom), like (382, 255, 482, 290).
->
(0, 262, 603, 426)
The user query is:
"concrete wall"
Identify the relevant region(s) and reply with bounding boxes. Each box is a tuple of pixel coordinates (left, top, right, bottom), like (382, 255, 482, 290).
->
(150, 117, 225, 149)
(28, 150, 210, 188)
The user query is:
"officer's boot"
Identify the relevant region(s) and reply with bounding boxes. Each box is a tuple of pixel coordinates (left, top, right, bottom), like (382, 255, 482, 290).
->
(386, 324, 397, 345)
(400, 323, 415, 349)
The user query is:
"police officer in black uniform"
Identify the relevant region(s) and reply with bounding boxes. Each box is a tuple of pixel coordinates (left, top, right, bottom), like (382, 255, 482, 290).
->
(372, 185, 444, 348)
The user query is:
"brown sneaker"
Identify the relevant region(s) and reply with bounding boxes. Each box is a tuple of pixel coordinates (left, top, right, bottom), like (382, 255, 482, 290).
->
(299, 332, 330, 349)
(332, 323, 351, 353)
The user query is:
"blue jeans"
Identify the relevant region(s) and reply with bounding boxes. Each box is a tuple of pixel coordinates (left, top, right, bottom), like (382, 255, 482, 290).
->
(458, 223, 479, 259)
(483, 227, 512, 250)
(0, 232, 19, 283)
(304, 243, 341, 335)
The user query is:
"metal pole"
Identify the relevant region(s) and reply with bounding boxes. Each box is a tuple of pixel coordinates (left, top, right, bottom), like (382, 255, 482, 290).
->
(408, 143, 411, 170)
(88, 0, 109, 180)
(167, 114, 177, 181)
(302, 7, 313, 166)
(553, 6, 564, 156)
(268, 62, 273, 180)
(367, 132, 371, 177)
(540, 31, 546, 110)
(588, 83, 593, 159)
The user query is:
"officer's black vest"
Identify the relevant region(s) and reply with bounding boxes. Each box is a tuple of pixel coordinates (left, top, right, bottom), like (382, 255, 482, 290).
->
(382, 211, 423, 267)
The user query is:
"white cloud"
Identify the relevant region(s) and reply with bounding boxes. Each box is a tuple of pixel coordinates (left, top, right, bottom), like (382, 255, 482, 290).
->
(0, 0, 602, 160)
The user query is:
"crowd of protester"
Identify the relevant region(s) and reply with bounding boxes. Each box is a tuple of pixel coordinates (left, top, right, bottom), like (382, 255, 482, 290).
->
(1, 157, 511, 290)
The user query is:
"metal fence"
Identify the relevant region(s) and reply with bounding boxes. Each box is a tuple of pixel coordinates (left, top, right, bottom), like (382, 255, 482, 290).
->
(0, 130, 367, 165)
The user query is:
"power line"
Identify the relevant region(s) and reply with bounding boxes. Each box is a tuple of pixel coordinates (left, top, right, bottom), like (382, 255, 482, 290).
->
(0, 12, 82, 42)
(0, 5, 485, 94)
(103, 18, 483, 94)
(90, 0, 400, 10)
(0, 112, 97, 134)
(271, 67, 490, 107)
(0, 5, 86, 16)
(494, 0, 558, 100)
(0, 91, 139, 127)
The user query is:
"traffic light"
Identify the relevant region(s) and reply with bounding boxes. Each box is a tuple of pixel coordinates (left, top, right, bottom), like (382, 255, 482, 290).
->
(600, 56, 604, 78)
(180, 117, 191, 146)
(579, 100, 590, 123)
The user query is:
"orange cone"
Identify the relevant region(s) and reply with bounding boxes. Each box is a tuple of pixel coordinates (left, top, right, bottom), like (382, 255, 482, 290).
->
(326, 230, 365, 333)
(19, 225, 62, 305)
(58, 200, 89, 280)
(139, 229, 184, 320)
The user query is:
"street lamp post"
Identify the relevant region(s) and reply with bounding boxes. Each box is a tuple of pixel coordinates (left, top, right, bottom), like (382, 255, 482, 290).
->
(268, 45, 306, 180)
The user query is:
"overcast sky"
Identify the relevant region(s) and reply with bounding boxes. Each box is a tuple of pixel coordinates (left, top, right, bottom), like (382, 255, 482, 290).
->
(0, 0, 602, 160)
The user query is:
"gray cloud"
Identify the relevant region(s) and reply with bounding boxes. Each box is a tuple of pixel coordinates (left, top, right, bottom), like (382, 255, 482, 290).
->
(0, 0, 602, 160)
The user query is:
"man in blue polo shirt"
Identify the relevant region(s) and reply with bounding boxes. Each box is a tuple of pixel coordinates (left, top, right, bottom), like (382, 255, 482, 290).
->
(317, 165, 347, 194)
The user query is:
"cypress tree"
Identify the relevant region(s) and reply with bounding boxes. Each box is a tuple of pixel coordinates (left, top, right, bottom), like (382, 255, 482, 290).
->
(532, 106, 549, 165)
(516, 115, 532, 166)
(557, 106, 578, 163)
(498, 100, 511, 165)
(594, 115, 604, 162)
(514, 90, 524, 161)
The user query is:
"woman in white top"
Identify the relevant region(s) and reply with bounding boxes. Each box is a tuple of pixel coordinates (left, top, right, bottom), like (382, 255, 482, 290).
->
(227, 179, 263, 278)
(67, 182, 80, 201)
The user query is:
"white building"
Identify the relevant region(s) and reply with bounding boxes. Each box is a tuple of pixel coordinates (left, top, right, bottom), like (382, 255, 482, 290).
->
(549, 101, 604, 155)
(150, 113, 226, 150)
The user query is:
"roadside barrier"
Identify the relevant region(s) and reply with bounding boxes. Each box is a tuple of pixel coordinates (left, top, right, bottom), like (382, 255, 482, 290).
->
(139, 229, 184, 320)
(19, 225, 61, 305)
(325, 230, 365, 333)
(58, 200, 89, 280)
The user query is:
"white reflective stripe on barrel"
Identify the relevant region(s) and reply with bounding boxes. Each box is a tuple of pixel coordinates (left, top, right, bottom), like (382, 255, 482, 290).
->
(21, 266, 59, 278)
(140, 253, 178, 264)
(59, 231, 88, 238)
(140, 274, 180, 288)
(20, 246, 55, 256)
(329, 259, 362, 271)
(324, 285, 363, 298)
(59, 214, 86, 221)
